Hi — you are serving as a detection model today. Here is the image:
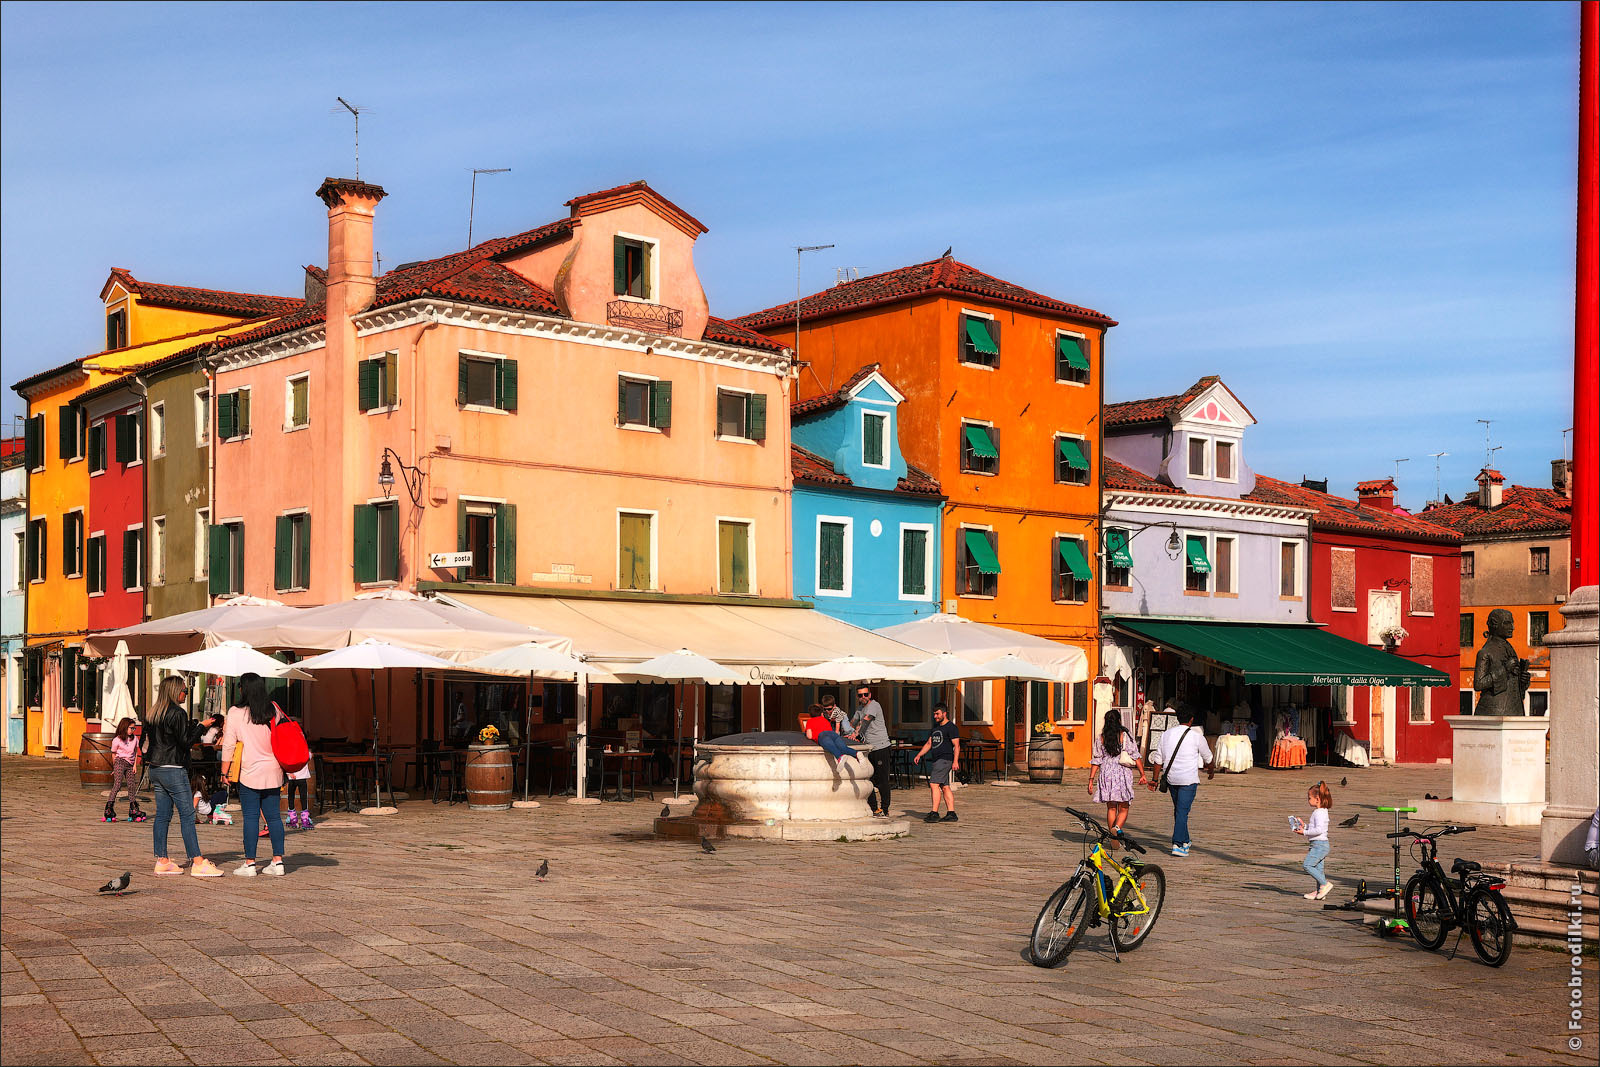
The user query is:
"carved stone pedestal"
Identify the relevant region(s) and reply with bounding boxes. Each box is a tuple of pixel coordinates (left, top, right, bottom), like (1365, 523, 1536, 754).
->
(1411, 716, 1549, 826)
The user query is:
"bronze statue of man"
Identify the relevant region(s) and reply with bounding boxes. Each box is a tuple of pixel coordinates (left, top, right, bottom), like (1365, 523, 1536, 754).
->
(1473, 608, 1531, 716)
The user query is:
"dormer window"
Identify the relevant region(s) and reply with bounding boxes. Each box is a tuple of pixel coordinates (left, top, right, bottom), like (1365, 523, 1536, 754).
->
(106, 309, 128, 351)
(614, 236, 653, 300)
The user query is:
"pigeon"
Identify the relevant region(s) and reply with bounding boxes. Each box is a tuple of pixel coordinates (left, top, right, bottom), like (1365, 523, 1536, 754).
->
(98, 871, 131, 895)
(1425, 793, 1438, 800)
(700, 837, 716, 854)
(535, 859, 549, 881)
(1338, 813, 1359, 828)
(941, 246, 953, 258)
(660, 804, 671, 819)
(1340, 777, 1348, 787)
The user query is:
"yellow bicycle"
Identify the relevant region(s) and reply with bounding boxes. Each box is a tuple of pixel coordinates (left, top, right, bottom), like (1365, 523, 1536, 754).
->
(1029, 807, 1167, 966)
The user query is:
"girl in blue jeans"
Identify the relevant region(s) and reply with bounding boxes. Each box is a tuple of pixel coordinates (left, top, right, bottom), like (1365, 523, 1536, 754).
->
(1293, 781, 1334, 899)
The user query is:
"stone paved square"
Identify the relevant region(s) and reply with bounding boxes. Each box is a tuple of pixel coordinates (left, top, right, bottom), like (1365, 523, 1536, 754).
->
(3, 756, 1594, 1066)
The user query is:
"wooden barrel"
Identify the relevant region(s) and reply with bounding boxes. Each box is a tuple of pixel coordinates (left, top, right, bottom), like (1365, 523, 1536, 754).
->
(465, 745, 512, 810)
(1027, 733, 1064, 784)
(79, 732, 116, 790)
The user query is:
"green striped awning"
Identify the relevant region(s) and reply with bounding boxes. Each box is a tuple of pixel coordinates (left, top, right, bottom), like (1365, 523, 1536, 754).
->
(963, 530, 1001, 574)
(1057, 437, 1089, 471)
(1184, 538, 1211, 574)
(1106, 529, 1133, 568)
(964, 317, 999, 356)
(1057, 336, 1089, 371)
(964, 425, 999, 459)
(1057, 539, 1092, 581)
(1108, 617, 1452, 688)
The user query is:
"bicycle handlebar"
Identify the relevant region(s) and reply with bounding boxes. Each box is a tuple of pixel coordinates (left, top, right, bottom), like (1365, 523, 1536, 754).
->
(1385, 825, 1477, 840)
(1063, 807, 1147, 854)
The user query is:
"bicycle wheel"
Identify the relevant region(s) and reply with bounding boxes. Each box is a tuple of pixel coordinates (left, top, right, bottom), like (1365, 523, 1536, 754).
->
(1404, 873, 1449, 950)
(1110, 863, 1166, 953)
(1466, 889, 1514, 968)
(1029, 874, 1093, 968)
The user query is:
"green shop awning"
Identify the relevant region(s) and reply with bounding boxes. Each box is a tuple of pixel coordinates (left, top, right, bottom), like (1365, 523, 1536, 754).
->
(1184, 538, 1211, 574)
(1057, 336, 1089, 371)
(964, 317, 999, 356)
(1106, 529, 1133, 568)
(1057, 539, 1093, 581)
(1057, 437, 1089, 471)
(963, 530, 1002, 574)
(1109, 617, 1452, 688)
(964, 424, 999, 459)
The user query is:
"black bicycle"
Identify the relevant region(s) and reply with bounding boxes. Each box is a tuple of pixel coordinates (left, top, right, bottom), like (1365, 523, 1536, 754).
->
(1029, 808, 1166, 966)
(1393, 824, 1516, 967)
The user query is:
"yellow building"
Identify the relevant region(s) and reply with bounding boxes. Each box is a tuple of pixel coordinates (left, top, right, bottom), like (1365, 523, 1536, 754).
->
(14, 270, 301, 756)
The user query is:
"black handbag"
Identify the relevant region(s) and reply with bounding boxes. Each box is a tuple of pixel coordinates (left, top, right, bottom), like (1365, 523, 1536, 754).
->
(1157, 726, 1193, 794)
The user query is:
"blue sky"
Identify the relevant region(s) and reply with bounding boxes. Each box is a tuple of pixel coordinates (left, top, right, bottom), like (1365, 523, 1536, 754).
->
(1, 2, 1579, 508)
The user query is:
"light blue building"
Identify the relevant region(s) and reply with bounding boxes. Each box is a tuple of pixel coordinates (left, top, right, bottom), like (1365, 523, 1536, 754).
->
(790, 366, 943, 631)
(3, 447, 26, 753)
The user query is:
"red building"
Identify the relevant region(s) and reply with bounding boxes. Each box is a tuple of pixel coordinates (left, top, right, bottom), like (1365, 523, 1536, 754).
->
(77, 377, 149, 661)
(1249, 476, 1462, 764)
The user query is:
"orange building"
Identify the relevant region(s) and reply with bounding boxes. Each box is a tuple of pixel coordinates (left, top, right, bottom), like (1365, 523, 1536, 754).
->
(737, 258, 1115, 766)
(12, 272, 300, 757)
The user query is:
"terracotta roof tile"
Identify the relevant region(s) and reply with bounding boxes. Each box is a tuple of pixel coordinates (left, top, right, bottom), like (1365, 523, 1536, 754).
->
(1105, 375, 1240, 428)
(1419, 485, 1571, 537)
(103, 267, 303, 319)
(791, 445, 851, 488)
(1247, 475, 1460, 543)
(703, 316, 787, 353)
(897, 462, 943, 497)
(1103, 458, 1184, 495)
(791, 364, 884, 418)
(1355, 478, 1396, 492)
(734, 257, 1115, 332)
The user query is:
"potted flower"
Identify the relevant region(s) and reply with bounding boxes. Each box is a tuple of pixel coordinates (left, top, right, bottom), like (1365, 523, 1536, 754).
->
(1380, 625, 1409, 651)
(1027, 719, 1064, 784)
(465, 724, 512, 811)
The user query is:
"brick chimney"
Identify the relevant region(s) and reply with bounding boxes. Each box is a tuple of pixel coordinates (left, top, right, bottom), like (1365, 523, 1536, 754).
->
(316, 177, 386, 316)
(1476, 467, 1505, 508)
(1354, 477, 1397, 511)
(1552, 458, 1573, 498)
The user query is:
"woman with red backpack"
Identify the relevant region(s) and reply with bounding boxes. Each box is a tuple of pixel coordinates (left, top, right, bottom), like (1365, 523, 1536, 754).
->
(219, 673, 298, 876)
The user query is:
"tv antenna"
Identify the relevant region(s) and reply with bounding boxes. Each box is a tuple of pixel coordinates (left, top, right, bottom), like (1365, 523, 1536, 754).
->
(467, 167, 511, 248)
(794, 243, 834, 384)
(1475, 418, 1497, 468)
(333, 97, 368, 179)
(1426, 451, 1448, 503)
(1392, 456, 1409, 483)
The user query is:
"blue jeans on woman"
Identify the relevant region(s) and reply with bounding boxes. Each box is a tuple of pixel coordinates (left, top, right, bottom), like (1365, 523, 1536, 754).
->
(1303, 839, 1331, 887)
(1168, 783, 1198, 848)
(238, 784, 285, 861)
(150, 766, 201, 861)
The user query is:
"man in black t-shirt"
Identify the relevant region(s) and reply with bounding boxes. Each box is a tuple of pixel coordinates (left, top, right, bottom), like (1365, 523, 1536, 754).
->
(913, 703, 961, 823)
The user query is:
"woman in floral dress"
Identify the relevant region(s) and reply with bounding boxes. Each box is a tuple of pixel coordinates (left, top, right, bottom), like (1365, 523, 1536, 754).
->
(1086, 708, 1147, 847)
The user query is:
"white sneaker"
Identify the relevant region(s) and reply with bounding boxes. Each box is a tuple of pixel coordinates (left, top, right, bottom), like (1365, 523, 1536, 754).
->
(261, 860, 285, 876)
(233, 862, 258, 877)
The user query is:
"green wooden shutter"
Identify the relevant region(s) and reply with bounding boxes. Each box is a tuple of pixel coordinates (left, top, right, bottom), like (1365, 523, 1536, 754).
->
(24, 521, 38, 581)
(24, 415, 41, 470)
(617, 377, 629, 423)
(496, 358, 518, 412)
(384, 351, 398, 407)
(495, 503, 517, 584)
(217, 392, 235, 440)
(819, 523, 844, 591)
(903, 528, 927, 596)
(298, 513, 312, 590)
(864, 413, 886, 466)
(358, 360, 378, 412)
(640, 241, 653, 299)
(237, 390, 250, 436)
(86, 535, 99, 593)
(121, 529, 135, 589)
(58, 408, 75, 459)
(274, 514, 292, 590)
(619, 513, 650, 590)
(378, 505, 398, 581)
(208, 525, 229, 595)
(718, 521, 748, 594)
(649, 380, 672, 428)
(61, 514, 73, 574)
(291, 378, 308, 425)
(746, 393, 767, 441)
(456, 498, 469, 581)
(352, 504, 377, 584)
(613, 235, 627, 295)
(457, 356, 469, 407)
(113, 414, 130, 462)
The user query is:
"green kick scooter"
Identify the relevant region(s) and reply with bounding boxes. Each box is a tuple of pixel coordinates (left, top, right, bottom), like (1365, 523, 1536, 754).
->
(1323, 804, 1416, 936)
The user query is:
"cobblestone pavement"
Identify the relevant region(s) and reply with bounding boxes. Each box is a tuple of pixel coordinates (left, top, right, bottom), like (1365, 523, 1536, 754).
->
(3, 755, 1594, 1066)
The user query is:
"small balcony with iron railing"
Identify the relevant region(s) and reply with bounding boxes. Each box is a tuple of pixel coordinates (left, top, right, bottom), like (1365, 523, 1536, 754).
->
(607, 300, 684, 336)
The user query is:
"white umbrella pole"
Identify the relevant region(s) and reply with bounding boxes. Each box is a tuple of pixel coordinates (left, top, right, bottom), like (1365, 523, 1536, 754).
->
(523, 671, 533, 803)
(575, 672, 589, 801)
(759, 682, 765, 732)
(673, 693, 683, 799)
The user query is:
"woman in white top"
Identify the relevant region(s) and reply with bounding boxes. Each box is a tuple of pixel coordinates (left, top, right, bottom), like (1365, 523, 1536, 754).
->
(220, 673, 287, 876)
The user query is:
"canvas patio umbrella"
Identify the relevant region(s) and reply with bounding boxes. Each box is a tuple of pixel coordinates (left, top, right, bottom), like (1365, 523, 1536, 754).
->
(614, 649, 741, 799)
(159, 641, 314, 680)
(776, 656, 920, 684)
(85, 596, 299, 658)
(902, 652, 994, 684)
(974, 653, 1062, 683)
(294, 639, 463, 814)
(467, 643, 588, 803)
(876, 613, 1089, 683)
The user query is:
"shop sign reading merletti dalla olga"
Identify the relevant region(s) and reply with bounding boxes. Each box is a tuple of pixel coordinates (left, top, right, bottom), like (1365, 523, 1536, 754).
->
(430, 551, 475, 569)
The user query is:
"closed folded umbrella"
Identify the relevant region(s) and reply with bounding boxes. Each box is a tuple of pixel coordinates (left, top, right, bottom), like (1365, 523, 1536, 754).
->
(100, 640, 138, 733)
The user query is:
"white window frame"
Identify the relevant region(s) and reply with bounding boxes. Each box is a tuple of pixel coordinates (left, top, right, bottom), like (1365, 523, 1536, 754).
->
(124, 407, 145, 467)
(860, 408, 890, 469)
(1409, 553, 1435, 617)
(959, 417, 998, 477)
(713, 516, 756, 596)
(1103, 526, 1132, 589)
(150, 515, 166, 587)
(360, 353, 400, 416)
(194, 507, 210, 581)
(1052, 531, 1092, 605)
(459, 497, 504, 585)
(1278, 538, 1304, 600)
(124, 522, 146, 592)
(279, 508, 311, 592)
(814, 515, 853, 598)
(284, 373, 310, 432)
(961, 679, 993, 724)
(1408, 686, 1432, 724)
(958, 308, 998, 370)
(1053, 328, 1090, 387)
(1367, 589, 1402, 646)
(613, 231, 659, 304)
(1330, 546, 1358, 612)
(150, 402, 166, 458)
(459, 349, 511, 415)
(898, 523, 934, 602)
(1053, 431, 1090, 487)
(86, 531, 107, 598)
(617, 372, 663, 433)
(217, 518, 245, 596)
(62, 507, 85, 579)
(1182, 529, 1211, 595)
(615, 507, 659, 592)
(957, 522, 998, 599)
(1186, 434, 1212, 479)
(8, 529, 24, 593)
(715, 386, 755, 443)
(88, 419, 108, 478)
(1212, 438, 1238, 483)
(1054, 681, 1088, 725)
(194, 388, 210, 446)
(1213, 535, 1237, 596)
(218, 386, 252, 442)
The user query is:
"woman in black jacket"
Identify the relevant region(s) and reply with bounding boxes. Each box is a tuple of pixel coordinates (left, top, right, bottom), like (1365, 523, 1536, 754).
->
(143, 675, 225, 878)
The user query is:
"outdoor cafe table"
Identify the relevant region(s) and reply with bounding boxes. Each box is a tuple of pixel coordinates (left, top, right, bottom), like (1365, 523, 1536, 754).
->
(316, 752, 394, 811)
(962, 738, 1003, 782)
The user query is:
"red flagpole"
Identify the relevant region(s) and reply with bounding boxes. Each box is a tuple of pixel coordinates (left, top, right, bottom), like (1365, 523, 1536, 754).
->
(1573, 0, 1598, 590)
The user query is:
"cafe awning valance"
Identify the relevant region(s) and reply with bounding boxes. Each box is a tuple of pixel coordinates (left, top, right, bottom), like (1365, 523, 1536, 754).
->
(1108, 617, 1452, 688)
